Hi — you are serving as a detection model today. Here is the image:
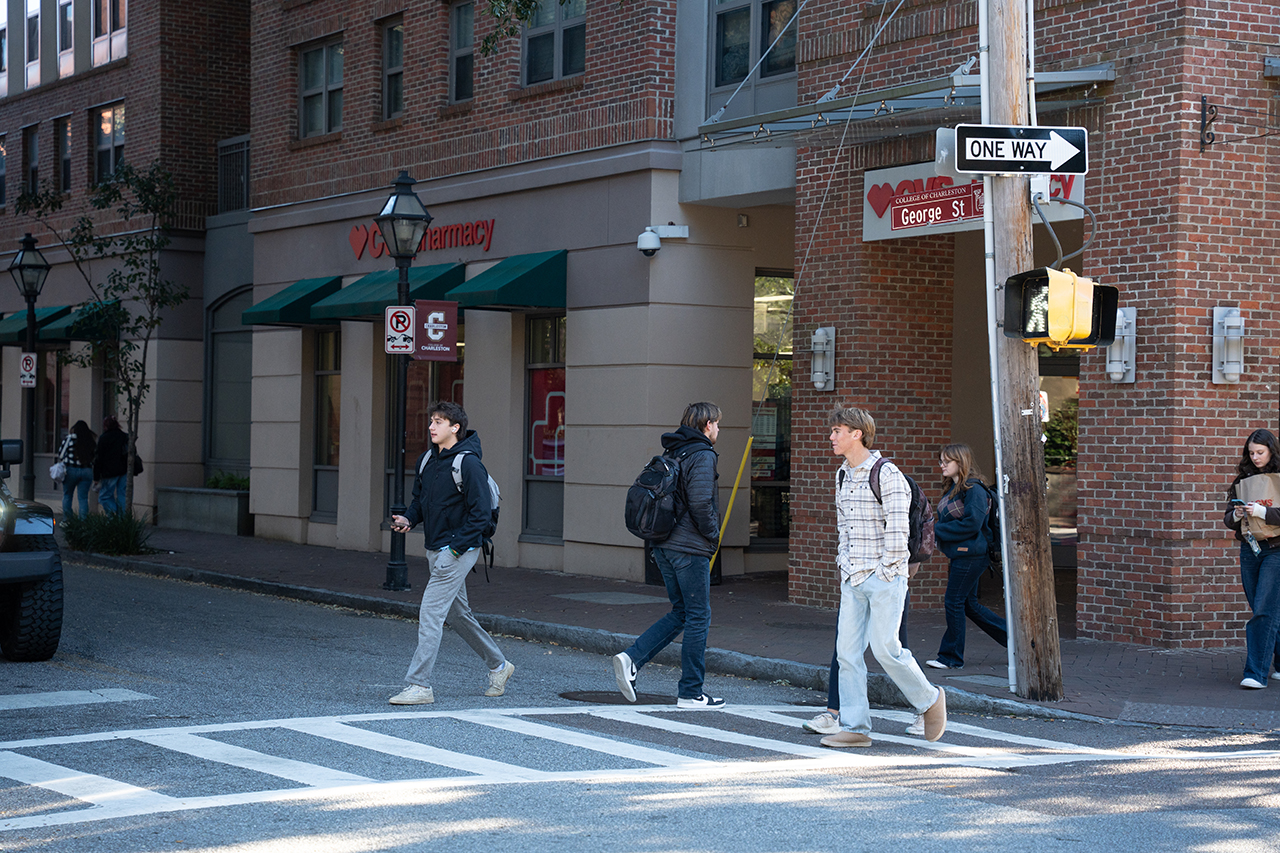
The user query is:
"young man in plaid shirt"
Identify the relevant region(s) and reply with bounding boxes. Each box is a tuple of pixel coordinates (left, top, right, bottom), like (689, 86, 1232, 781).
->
(821, 405, 947, 747)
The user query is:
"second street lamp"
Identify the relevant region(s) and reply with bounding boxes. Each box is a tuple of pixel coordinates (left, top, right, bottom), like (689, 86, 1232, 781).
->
(7, 234, 51, 501)
(375, 171, 433, 591)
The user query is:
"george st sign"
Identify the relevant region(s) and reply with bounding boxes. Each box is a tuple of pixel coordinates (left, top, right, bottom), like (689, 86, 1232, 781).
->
(955, 124, 1088, 175)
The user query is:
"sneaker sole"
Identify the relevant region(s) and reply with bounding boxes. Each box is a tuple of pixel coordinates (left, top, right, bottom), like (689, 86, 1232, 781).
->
(613, 656, 637, 702)
(388, 696, 434, 705)
(802, 723, 841, 735)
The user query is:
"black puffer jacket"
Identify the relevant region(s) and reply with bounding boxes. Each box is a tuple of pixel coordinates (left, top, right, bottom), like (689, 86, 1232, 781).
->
(656, 426, 720, 558)
(404, 430, 491, 553)
(93, 426, 128, 480)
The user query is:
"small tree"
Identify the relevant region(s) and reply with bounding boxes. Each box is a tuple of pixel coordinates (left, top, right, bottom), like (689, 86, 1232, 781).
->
(17, 161, 188, 514)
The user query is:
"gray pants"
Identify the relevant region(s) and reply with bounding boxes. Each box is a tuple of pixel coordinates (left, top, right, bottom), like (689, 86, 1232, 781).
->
(404, 547, 505, 687)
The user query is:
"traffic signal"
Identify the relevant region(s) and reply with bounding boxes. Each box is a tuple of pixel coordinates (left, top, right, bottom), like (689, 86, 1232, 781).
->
(1003, 267, 1118, 349)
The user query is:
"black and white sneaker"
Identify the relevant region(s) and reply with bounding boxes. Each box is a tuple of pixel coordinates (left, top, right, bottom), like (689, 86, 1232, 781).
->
(676, 693, 726, 710)
(612, 652, 637, 702)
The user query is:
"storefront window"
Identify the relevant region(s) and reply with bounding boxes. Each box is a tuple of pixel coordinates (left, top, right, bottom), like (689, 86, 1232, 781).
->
(1039, 348, 1078, 568)
(524, 315, 565, 537)
(37, 350, 69, 454)
(313, 330, 340, 520)
(751, 272, 792, 543)
(207, 289, 253, 477)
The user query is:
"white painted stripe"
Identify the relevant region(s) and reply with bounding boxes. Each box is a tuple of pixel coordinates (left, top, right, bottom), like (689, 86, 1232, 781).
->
(0, 689, 153, 712)
(0, 750, 177, 809)
(282, 720, 550, 781)
(452, 710, 720, 769)
(133, 733, 371, 786)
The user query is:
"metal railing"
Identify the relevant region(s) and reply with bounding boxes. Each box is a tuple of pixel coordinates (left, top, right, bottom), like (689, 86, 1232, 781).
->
(217, 136, 250, 214)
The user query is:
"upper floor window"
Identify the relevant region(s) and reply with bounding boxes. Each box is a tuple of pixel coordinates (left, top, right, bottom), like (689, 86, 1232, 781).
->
(55, 117, 71, 192)
(299, 39, 343, 137)
(382, 19, 403, 120)
(93, 0, 127, 67)
(713, 0, 796, 88)
(450, 2, 474, 102)
(25, 0, 39, 89)
(95, 104, 125, 183)
(523, 0, 584, 86)
(0, 138, 7, 207)
(0, 15, 8, 99)
(23, 125, 38, 194)
(57, 0, 73, 78)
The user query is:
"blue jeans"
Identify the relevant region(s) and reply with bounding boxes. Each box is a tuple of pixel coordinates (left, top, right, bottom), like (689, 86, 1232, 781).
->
(99, 475, 126, 514)
(934, 553, 1008, 668)
(1239, 543, 1280, 684)
(826, 590, 910, 711)
(61, 466, 93, 518)
(624, 547, 711, 699)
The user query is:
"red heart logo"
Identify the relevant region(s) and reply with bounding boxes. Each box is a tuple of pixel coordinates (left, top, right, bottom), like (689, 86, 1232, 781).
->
(349, 224, 367, 259)
(867, 183, 894, 219)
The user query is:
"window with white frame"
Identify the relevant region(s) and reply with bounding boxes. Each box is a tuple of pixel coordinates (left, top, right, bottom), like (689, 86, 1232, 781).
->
(450, 2, 474, 102)
(0, 138, 7, 207)
(57, 0, 73, 78)
(25, 0, 39, 89)
(23, 125, 37, 194)
(55, 117, 71, 192)
(523, 0, 584, 86)
(93, 0, 127, 67)
(712, 0, 796, 88)
(382, 19, 403, 120)
(299, 39, 343, 137)
(95, 104, 125, 183)
(0, 6, 8, 98)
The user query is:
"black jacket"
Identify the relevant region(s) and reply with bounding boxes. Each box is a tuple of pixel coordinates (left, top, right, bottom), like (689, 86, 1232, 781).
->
(404, 430, 490, 553)
(93, 427, 128, 480)
(656, 426, 720, 558)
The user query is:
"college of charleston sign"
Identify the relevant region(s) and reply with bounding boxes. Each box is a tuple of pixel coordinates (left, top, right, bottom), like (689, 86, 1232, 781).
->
(349, 219, 496, 259)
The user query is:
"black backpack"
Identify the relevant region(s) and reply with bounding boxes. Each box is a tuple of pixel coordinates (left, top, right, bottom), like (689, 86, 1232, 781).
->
(624, 449, 694, 541)
(842, 457, 936, 565)
(982, 483, 1002, 570)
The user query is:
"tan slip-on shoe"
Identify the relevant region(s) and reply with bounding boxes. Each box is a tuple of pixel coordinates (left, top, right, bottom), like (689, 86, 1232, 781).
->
(820, 731, 873, 748)
(922, 687, 947, 742)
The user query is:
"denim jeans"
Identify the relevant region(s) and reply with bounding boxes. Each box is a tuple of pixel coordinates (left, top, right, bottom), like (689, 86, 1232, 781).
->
(826, 589, 910, 711)
(934, 553, 1008, 668)
(624, 547, 711, 699)
(835, 573, 939, 734)
(98, 475, 126, 514)
(404, 547, 505, 687)
(61, 465, 93, 518)
(1239, 542, 1280, 684)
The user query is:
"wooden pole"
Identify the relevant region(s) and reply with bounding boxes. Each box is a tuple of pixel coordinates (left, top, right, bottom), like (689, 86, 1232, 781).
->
(989, 0, 1064, 700)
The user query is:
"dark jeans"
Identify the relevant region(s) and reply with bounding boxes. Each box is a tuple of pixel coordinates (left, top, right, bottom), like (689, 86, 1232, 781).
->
(826, 589, 910, 711)
(624, 546, 711, 699)
(1240, 542, 1280, 684)
(935, 553, 1008, 668)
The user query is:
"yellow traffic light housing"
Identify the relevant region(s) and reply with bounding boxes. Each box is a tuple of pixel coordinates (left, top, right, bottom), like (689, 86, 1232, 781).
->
(1003, 267, 1118, 350)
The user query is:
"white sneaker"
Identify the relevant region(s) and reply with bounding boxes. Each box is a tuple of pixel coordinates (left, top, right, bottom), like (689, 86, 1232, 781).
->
(802, 712, 841, 735)
(676, 694, 726, 709)
(389, 684, 434, 705)
(485, 662, 516, 696)
(925, 659, 956, 670)
(612, 652, 637, 702)
(1241, 677, 1266, 689)
(905, 715, 925, 736)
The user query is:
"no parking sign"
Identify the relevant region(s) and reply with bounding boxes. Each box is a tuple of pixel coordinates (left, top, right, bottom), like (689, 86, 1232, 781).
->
(385, 306, 416, 354)
(18, 352, 36, 388)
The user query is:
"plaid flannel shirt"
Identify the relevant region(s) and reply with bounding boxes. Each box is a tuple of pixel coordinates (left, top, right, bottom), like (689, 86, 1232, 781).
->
(835, 451, 911, 585)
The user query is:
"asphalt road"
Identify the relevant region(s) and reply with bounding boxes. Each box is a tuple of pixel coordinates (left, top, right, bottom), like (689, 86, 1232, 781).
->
(1, 564, 1279, 853)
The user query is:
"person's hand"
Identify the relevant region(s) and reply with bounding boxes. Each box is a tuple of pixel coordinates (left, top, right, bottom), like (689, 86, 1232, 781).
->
(1249, 503, 1269, 520)
(390, 514, 411, 533)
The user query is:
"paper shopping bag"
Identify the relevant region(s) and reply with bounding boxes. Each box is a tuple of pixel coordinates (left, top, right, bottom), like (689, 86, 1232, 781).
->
(1234, 473, 1280, 540)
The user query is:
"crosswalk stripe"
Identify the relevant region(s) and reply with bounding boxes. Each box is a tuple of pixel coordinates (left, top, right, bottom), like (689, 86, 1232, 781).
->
(132, 733, 372, 786)
(0, 750, 177, 808)
(281, 720, 551, 781)
(0, 689, 154, 712)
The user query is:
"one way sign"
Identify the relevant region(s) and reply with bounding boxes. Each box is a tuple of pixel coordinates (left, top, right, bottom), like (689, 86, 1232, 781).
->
(955, 124, 1088, 175)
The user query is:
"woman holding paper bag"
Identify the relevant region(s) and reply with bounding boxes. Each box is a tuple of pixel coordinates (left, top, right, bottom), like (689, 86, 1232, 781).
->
(1224, 428, 1280, 689)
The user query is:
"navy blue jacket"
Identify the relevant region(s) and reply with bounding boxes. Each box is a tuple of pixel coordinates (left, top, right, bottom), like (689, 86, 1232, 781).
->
(404, 430, 490, 553)
(935, 478, 990, 560)
(656, 426, 720, 558)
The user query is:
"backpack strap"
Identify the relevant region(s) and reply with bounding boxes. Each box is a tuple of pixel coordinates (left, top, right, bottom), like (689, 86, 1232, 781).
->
(451, 451, 469, 493)
(868, 457, 886, 504)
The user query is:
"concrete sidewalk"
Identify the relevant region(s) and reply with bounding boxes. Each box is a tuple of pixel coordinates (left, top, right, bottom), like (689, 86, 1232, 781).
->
(65, 527, 1280, 731)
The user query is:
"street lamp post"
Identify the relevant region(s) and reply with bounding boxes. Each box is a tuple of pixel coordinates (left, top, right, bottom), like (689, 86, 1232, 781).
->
(375, 172, 432, 591)
(8, 234, 51, 501)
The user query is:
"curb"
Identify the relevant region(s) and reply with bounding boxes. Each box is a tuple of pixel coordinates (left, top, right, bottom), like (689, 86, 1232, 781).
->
(69, 552, 1104, 725)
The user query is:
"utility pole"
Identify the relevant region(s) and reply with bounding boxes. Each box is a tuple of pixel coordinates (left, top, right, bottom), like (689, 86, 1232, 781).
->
(988, 0, 1064, 700)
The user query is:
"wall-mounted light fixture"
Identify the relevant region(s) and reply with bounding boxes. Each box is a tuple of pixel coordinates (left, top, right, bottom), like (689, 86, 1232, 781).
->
(1106, 307, 1136, 383)
(811, 326, 836, 392)
(1212, 306, 1244, 384)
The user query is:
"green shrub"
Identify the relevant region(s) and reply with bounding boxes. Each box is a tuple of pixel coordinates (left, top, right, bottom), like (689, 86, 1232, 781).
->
(60, 511, 156, 556)
(205, 471, 250, 490)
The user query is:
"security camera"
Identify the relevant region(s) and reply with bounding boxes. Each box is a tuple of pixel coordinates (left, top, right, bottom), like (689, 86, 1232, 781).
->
(637, 227, 661, 257)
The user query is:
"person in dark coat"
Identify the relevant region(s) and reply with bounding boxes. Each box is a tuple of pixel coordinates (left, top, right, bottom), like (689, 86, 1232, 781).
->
(613, 402, 724, 709)
(93, 416, 129, 514)
(1224, 428, 1280, 689)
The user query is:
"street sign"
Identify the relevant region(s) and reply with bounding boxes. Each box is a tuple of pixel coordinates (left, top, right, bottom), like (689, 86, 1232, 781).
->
(413, 300, 459, 362)
(955, 124, 1088, 175)
(384, 306, 416, 354)
(18, 352, 36, 389)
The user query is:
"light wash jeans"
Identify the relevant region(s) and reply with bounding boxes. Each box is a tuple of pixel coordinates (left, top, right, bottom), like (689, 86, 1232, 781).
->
(404, 547, 506, 688)
(62, 465, 93, 518)
(836, 572, 940, 734)
(98, 475, 126, 514)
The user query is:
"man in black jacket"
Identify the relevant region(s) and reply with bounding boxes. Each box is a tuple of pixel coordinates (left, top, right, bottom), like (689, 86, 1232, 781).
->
(388, 402, 514, 705)
(613, 402, 724, 709)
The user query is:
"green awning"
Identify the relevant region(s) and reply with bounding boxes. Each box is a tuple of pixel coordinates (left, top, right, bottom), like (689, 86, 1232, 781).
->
(446, 250, 567, 310)
(40, 301, 119, 341)
(310, 263, 465, 321)
(0, 306, 74, 346)
(242, 276, 343, 326)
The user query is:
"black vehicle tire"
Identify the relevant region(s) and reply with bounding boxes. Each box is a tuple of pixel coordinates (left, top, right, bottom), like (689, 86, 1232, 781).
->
(0, 535, 64, 662)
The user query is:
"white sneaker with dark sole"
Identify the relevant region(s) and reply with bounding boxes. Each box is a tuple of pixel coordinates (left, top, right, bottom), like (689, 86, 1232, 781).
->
(676, 694, 726, 709)
(802, 712, 841, 734)
(388, 684, 434, 705)
(612, 652, 637, 702)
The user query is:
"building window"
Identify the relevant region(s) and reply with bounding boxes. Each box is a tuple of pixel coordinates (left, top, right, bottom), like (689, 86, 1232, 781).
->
(0, 8, 9, 98)
(92, 0, 126, 67)
(37, 350, 70, 456)
(450, 2, 474, 102)
(524, 315, 566, 538)
(95, 104, 124, 183)
(25, 0, 39, 89)
(382, 19, 403, 120)
(750, 272, 793, 544)
(313, 330, 341, 520)
(57, 0, 72, 78)
(384, 334, 465, 520)
(23, 125, 37, 194)
(217, 135, 249, 213)
(0, 137, 7, 207)
(299, 39, 343, 138)
(523, 0, 584, 86)
(713, 0, 796, 88)
(206, 289, 253, 479)
(55, 118, 71, 192)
